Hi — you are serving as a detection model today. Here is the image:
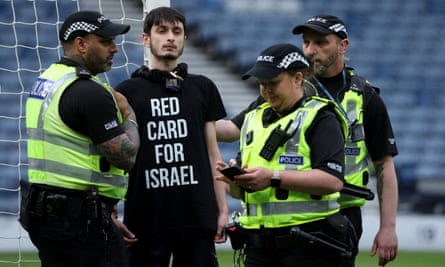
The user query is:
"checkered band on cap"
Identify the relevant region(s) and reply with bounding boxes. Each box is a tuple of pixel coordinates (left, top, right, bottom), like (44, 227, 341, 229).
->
(328, 23, 347, 36)
(63, 21, 99, 41)
(277, 52, 310, 69)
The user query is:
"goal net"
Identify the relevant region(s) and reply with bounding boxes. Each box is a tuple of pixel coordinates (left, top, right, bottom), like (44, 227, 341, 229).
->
(0, 0, 168, 265)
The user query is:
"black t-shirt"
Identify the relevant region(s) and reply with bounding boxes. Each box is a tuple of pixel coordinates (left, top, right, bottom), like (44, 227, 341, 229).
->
(58, 58, 124, 144)
(232, 69, 398, 161)
(116, 67, 226, 238)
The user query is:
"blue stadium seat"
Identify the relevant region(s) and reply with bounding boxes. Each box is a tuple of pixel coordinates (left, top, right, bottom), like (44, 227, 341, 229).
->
(415, 164, 442, 180)
(0, 23, 16, 47)
(0, 165, 20, 190)
(374, 0, 399, 13)
(19, 71, 40, 92)
(425, 0, 445, 14)
(218, 141, 240, 162)
(35, 0, 58, 22)
(13, 0, 36, 23)
(0, 0, 443, 213)
(123, 43, 144, 67)
(37, 48, 60, 67)
(36, 24, 60, 48)
(17, 48, 40, 71)
(0, 51, 18, 70)
(58, 1, 80, 19)
(424, 136, 445, 153)
(0, 1, 13, 22)
(201, 0, 224, 10)
(0, 94, 22, 118)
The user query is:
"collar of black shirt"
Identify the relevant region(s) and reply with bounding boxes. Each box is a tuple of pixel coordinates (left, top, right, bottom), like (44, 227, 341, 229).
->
(316, 71, 350, 99)
(59, 57, 81, 67)
(262, 98, 305, 128)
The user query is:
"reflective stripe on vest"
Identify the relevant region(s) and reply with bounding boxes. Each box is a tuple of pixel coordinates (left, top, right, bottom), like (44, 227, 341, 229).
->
(28, 158, 127, 187)
(26, 64, 127, 199)
(247, 199, 340, 216)
(27, 128, 100, 156)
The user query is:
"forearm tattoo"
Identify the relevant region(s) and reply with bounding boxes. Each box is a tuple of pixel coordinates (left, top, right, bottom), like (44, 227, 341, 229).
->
(374, 162, 384, 204)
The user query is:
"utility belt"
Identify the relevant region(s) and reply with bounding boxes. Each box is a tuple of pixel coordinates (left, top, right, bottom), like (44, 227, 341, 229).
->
(19, 181, 117, 232)
(226, 213, 356, 258)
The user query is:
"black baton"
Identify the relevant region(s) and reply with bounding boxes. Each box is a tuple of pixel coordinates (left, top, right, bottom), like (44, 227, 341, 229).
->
(341, 182, 375, 200)
(290, 226, 352, 258)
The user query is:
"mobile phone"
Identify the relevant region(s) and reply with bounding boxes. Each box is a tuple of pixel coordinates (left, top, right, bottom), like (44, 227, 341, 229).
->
(220, 165, 245, 180)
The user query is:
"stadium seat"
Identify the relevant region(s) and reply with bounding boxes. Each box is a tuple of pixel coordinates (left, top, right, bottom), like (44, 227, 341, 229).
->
(1, 0, 444, 214)
(0, 23, 16, 47)
(36, 25, 60, 47)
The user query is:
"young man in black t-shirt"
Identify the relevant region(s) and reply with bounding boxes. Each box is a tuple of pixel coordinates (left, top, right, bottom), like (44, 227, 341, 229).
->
(115, 7, 228, 267)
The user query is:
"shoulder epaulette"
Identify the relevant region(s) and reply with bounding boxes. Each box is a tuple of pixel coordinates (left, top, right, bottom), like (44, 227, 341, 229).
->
(347, 68, 381, 95)
(350, 75, 366, 94)
(76, 67, 92, 79)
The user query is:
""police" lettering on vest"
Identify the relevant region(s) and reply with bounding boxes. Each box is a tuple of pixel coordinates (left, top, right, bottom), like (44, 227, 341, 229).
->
(278, 155, 304, 165)
(344, 147, 360, 156)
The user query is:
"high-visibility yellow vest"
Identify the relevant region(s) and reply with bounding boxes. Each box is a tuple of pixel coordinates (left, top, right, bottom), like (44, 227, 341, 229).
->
(26, 64, 128, 199)
(339, 72, 373, 208)
(239, 97, 347, 229)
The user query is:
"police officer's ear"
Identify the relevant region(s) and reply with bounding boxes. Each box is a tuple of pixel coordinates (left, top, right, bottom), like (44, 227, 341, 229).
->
(73, 35, 89, 54)
(62, 35, 87, 56)
(338, 38, 349, 55)
(293, 71, 304, 86)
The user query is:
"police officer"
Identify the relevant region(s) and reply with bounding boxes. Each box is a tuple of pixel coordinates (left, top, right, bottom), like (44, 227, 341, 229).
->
(293, 15, 398, 266)
(216, 14, 399, 267)
(21, 11, 140, 267)
(216, 44, 354, 267)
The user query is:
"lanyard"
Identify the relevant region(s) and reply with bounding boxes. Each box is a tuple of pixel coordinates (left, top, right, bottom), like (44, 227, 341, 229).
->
(312, 70, 349, 121)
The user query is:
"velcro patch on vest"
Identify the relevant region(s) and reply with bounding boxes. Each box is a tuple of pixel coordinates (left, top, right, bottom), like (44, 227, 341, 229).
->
(278, 155, 304, 165)
(30, 78, 54, 99)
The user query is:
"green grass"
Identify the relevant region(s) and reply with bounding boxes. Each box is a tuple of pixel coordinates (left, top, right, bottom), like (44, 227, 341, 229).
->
(216, 250, 445, 267)
(0, 252, 40, 267)
(0, 250, 443, 267)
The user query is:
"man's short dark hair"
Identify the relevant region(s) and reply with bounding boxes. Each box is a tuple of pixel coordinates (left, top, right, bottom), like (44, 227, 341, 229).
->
(143, 7, 186, 34)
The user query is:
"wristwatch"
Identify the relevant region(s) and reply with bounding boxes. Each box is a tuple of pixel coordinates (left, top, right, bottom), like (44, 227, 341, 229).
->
(270, 170, 281, 188)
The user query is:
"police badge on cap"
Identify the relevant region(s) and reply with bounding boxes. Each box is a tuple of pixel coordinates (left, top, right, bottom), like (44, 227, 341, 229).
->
(292, 14, 348, 39)
(242, 44, 310, 80)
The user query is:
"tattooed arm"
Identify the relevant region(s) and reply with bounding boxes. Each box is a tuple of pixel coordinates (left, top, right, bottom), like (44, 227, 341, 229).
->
(96, 90, 140, 172)
(371, 155, 398, 266)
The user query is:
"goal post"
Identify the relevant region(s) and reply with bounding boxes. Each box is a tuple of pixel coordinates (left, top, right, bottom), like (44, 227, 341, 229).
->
(0, 0, 168, 265)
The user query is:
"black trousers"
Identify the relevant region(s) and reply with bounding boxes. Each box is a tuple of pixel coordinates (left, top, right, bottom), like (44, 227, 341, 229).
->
(22, 184, 129, 267)
(245, 245, 342, 267)
(127, 231, 219, 267)
(243, 214, 356, 267)
(338, 207, 363, 267)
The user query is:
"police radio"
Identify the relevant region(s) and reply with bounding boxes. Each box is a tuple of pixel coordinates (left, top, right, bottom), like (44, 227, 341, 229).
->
(259, 122, 293, 161)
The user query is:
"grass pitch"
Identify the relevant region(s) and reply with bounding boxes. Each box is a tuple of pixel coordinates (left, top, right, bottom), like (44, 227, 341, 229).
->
(0, 250, 444, 266)
(217, 250, 444, 267)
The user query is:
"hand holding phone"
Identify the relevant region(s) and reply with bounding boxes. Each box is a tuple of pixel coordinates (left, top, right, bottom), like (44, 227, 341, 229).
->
(219, 165, 245, 180)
